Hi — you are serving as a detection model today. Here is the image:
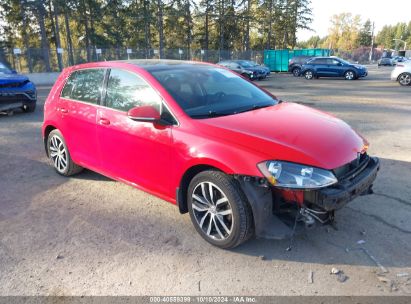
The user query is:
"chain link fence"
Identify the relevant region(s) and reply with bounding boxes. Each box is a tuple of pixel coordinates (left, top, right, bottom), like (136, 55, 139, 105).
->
(0, 48, 265, 73)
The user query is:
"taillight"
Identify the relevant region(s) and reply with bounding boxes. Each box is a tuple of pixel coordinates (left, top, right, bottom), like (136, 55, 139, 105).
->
(397, 64, 404, 67)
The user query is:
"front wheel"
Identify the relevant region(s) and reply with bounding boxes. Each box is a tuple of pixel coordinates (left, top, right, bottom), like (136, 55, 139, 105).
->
(304, 70, 314, 80)
(22, 103, 36, 113)
(47, 129, 83, 176)
(187, 171, 254, 249)
(344, 70, 356, 80)
(398, 73, 411, 86)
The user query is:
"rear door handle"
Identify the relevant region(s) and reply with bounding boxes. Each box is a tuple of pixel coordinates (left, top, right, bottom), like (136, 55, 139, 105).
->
(60, 107, 68, 113)
(99, 117, 111, 125)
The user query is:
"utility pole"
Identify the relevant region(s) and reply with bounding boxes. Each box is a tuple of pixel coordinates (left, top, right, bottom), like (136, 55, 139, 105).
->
(369, 21, 375, 62)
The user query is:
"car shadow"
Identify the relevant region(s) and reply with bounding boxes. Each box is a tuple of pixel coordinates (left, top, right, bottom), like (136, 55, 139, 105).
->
(27, 156, 410, 269)
(73, 169, 112, 182)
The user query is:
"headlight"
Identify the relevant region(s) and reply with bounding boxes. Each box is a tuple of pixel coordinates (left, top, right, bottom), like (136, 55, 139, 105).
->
(354, 65, 363, 69)
(257, 161, 337, 189)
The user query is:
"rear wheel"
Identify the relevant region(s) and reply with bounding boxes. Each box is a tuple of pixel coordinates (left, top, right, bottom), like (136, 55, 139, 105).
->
(47, 129, 83, 176)
(304, 70, 314, 80)
(398, 73, 411, 86)
(344, 70, 356, 80)
(187, 170, 254, 249)
(292, 67, 301, 77)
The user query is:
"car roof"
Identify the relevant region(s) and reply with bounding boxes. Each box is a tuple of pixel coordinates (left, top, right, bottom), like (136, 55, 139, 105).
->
(125, 59, 212, 71)
(69, 59, 216, 72)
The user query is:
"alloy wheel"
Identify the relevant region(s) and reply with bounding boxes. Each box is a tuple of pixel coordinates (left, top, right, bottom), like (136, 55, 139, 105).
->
(49, 135, 68, 173)
(191, 181, 233, 240)
(304, 71, 313, 80)
(293, 68, 301, 77)
(345, 71, 355, 80)
(399, 73, 411, 86)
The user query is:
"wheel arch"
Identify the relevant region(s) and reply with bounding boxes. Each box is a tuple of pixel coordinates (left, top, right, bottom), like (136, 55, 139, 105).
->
(43, 124, 57, 156)
(176, 164, 224, 214)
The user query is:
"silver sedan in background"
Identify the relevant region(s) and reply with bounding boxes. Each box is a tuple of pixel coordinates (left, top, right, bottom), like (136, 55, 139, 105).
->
(391, 60, 411, 86)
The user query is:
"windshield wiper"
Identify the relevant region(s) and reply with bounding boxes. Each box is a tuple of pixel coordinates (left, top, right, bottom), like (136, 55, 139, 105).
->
(190, 110, 231, 119)
(236, 104, 272, 114)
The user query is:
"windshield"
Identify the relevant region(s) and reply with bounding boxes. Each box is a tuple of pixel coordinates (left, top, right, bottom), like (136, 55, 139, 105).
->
(238, 61, 254, 68)
(0, 63, 12, 74)
(339, 58, 352, 65)
(149, 66, 278, 119)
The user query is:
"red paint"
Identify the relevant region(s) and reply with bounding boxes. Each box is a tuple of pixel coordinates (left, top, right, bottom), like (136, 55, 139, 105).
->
(276, 189, 304, 206)
(42, 61, 368, 205)
(128, 105, 161, 121)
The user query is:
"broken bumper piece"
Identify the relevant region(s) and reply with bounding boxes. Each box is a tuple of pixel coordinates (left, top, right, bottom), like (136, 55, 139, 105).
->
(238, 157, 380, 240)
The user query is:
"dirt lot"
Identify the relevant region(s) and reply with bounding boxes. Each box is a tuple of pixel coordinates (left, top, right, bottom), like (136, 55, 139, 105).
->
(1, 66, 410, 296)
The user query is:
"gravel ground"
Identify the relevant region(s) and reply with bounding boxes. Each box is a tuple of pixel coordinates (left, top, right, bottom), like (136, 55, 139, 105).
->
(0, 65, 410, 296)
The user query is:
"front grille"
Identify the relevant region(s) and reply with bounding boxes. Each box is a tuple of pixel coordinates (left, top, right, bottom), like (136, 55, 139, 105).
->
(333, 153, 369, 181)
(0, 80, 29, 88)
(0, 93, 32, 104)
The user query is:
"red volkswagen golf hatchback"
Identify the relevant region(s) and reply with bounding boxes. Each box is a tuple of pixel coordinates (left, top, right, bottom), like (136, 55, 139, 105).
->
(42, 60, 379, 248)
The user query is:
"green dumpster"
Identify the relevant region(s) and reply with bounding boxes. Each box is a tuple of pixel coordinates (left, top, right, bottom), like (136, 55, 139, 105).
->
(264, 48, 330, 72)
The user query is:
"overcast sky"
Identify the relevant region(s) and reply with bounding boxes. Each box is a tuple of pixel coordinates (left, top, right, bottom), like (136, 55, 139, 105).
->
(297, 0, 411, 41)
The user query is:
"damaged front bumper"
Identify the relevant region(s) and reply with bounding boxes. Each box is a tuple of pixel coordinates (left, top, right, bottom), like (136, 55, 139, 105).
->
(237, 157, 380, 240)
(305, 157, 379, 211)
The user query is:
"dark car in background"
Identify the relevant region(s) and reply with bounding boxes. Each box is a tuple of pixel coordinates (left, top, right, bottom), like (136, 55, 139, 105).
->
(378, 57, 394, 66)
(245, 60, 271, 76)
(392, 56, 408, 65)
(301, 57, 368, 80)
(0, 62, 37, 113)
(217, 60, 266, 80)
(288, 55, 313, 76)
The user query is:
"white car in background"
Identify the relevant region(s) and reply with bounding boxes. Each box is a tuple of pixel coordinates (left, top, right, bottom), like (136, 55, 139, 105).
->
(391, 61, 411, 86)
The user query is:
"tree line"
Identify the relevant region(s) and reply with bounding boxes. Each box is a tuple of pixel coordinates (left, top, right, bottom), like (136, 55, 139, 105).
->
(298, 13, 411, 61)
(0, 0, 313, 71)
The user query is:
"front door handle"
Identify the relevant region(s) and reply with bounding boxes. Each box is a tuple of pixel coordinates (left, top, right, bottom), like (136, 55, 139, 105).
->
(99, 117, 111, 125)
(60, 107, 68, 113)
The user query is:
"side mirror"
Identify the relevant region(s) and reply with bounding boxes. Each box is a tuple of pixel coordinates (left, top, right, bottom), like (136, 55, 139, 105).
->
(11, 69, 18, 74)
(127, 105, 160, 122)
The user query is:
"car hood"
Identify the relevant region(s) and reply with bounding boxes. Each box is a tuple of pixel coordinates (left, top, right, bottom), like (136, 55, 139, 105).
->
(349, 64, 365, 69)
(245, 67, 265, 73)
(196, 102, 366, 170)
(0, 73, 30, 86)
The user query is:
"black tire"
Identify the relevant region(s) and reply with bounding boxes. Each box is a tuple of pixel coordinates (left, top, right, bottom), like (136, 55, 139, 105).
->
(344, 70, 356, 80)
(398, 73, 411, 86)
(22, 103, 36, 113)
(292, 67, 301, 77)
(187, 170, 254, 249)
(47, 129, 83, 176)
(304, 70, 314, 80)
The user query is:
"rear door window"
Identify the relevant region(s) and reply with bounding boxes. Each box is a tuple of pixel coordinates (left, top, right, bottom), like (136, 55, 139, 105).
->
(313, 58, 327, 64)
(61, 69, 105, 104)
(328, 59, 340, 65)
